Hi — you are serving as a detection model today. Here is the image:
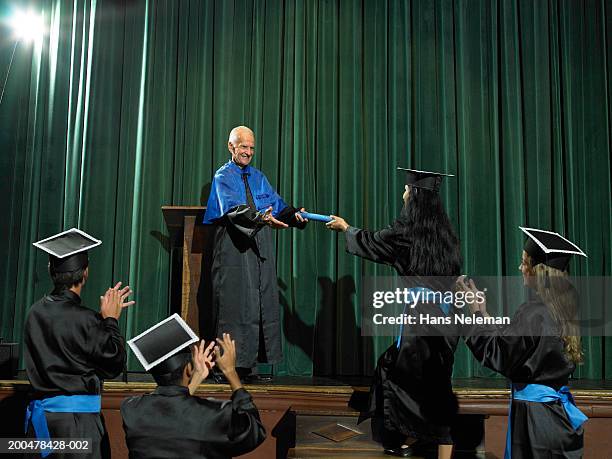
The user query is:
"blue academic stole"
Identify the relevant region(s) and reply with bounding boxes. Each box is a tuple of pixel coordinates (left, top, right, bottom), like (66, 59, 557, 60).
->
(504, 383, 587, 458)
(25, 394, 101, 458)
(396, 287, 452, 348)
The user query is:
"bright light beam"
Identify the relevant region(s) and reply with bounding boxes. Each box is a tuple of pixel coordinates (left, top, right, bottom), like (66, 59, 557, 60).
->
(10, 9, 44, 43)
(0, 9, 44, 106)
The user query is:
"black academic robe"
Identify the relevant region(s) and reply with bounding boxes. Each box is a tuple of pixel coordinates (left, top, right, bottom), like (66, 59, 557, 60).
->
(205, 205, 305, 369)
(463, 300, 583, 458)
(120, 385, 266, 458)
(24, 289, 126, 458)
(345, 224, 459, 445)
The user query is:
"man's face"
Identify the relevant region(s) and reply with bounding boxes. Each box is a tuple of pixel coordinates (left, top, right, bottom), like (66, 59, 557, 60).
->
(229, 132, 255, 168)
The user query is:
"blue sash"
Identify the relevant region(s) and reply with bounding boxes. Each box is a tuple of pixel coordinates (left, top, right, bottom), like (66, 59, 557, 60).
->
(25, 394, 101, 458)
(504, 383, 587, 458)
(396, 287, 452, 348)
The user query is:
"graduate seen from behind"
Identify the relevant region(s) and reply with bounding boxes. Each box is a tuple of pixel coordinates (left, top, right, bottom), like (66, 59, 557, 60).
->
(25, 229, 135, 458)
(121, 315, 266, 459)
(456, 227, 588, 459)
(326, 168, 462, 459)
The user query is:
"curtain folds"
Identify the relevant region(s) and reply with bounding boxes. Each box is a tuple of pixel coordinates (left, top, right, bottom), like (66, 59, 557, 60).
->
(0, 0, 610, 377)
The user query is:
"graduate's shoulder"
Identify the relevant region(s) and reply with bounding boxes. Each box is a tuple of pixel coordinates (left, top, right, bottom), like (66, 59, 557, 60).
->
(59, 302, 111, 336)
(120, 393, 146, 412)
(65, 301, 102, 323)
(27, 294, 99, 322)
(214, 160, 234, 176)
(120, 390, 219, 415)
(513, 299, 558, 332)
(26, 296, 51, 316)
(516, 299, 550, 318)
(120, 392, 169, 414)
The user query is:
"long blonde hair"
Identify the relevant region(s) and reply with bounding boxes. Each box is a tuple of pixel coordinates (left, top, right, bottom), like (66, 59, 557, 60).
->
(529, 260, 583, 364)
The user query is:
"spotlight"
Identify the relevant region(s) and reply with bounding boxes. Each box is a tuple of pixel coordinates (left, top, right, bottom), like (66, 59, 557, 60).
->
(10, 9, 44, 43)
(0, 9, 44, 106)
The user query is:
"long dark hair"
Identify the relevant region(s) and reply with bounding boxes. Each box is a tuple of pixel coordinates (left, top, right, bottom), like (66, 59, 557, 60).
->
(395, 187, 462, 280)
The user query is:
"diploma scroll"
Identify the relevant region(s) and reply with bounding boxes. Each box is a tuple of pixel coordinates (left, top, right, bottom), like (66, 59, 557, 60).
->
(298, 212, 333, 223)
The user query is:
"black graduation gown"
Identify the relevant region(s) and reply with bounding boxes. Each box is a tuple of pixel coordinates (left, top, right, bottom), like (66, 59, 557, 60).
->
(463, 301, 583, 458)
(206, 205, 305, 369)
(345, 225, 459, 445)
(120, 385, 266, 458)
(24, 289, 126, 458)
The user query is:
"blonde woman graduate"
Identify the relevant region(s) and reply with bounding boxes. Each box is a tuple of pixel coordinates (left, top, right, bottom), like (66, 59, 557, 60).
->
(457, 227, 587, 458)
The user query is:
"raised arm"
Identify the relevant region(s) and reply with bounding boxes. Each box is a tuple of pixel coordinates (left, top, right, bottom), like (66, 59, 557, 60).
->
(326, 215, 399, 266)
(89, 282, 134, 378)
(209, 333, 266, 456)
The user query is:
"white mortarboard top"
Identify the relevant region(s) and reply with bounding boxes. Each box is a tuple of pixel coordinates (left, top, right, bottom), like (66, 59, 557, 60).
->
(519, 226, 587, 271)
(128, 314, 199, 374)
(397, 167, 455, 192)
(33, 228, 101, 272)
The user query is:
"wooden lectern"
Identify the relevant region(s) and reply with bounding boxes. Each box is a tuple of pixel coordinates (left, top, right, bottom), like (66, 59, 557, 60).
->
(161, 206, 208, 334)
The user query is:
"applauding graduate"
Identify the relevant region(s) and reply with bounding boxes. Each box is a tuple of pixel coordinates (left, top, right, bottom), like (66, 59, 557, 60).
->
(456, 227, 588, 458)
(122, 318, 266, 459)
(25, 229, 134, 458)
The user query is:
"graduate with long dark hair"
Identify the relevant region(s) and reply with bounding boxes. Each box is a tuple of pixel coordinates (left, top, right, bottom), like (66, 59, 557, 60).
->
(456, 227, 587, 458)
(327, 168, 462, 459)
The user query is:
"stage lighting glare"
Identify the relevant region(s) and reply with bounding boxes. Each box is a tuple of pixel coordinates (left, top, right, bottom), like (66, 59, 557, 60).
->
(10, 10, 44, 42)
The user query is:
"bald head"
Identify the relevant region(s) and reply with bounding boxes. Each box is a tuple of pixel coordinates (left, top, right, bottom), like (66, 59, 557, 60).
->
(228, 126, 255, 168)
(229, 126, 254, 145)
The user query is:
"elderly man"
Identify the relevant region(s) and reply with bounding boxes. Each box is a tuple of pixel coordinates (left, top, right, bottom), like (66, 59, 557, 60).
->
(203, 126, 307, 381)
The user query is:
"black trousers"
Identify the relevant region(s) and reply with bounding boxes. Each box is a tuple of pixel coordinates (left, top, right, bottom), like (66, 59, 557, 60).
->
(25, 412, 110, 458)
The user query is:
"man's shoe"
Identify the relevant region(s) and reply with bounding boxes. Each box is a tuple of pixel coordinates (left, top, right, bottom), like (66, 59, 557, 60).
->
(383, 445, 413, 457)
(210, 372, 228, 384)
(243, 374, 273, 384)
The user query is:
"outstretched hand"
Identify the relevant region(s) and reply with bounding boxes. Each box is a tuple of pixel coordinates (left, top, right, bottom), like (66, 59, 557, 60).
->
(326, 215, 349, 232)
(100, 282, 135, 320)
(295, 207, 308, 224)
(262, 207, 289, 229)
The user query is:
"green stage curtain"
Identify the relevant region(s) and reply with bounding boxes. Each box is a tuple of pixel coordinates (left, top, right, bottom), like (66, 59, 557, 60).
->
(1, 0, 611, 378)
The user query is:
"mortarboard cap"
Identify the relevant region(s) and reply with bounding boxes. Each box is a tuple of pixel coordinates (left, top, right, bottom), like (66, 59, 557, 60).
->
(397, 167, 454, 192)
(519, 226, 587, 271)
(33, 228, 101, 273)
(127, 314, 199, 375)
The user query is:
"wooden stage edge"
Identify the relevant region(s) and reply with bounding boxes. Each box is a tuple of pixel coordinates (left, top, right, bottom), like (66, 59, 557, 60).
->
(2, 380, 612, 412)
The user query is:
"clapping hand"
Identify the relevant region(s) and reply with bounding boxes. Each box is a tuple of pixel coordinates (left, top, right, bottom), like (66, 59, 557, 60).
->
(214, 333, 243, 391)
(188, 340, 216, 393)
(455, 275, 488, 316)
(214, 333, 237, 375)
(100, 282, 135, 320)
